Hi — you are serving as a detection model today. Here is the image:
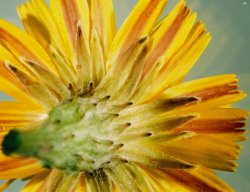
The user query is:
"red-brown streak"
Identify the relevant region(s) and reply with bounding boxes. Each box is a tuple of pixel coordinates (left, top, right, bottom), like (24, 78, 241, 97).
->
(144, 6, 188, 73)
(157, 28, 206, 77)
(120, 0, 159, 55)
(0, 158, 38, 171)
(62, 0, 80, 48)
(165, 170, 222, 192)
(0, 67, 33, 100)
(184, 83, 238, 101)
(0, 62, 24, 89)
(0, 29, 44, 68)
(176, 119, 246, 133)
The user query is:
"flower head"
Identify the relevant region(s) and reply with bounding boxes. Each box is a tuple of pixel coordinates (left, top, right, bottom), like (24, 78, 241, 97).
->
(0, 0, 247, 191)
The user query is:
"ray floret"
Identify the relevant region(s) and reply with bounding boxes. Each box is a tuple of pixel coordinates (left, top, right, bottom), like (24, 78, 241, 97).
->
(0, 0, 247, 191)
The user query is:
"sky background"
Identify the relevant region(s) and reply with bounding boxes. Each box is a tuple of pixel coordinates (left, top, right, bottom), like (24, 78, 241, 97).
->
(0, 0, 249, 191)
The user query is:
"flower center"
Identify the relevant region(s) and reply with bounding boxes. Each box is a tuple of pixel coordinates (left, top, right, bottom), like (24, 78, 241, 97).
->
(2, 96, 123, 172)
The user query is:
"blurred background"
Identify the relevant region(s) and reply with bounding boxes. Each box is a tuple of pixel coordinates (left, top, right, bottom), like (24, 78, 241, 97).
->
(0, 0, 249, 191)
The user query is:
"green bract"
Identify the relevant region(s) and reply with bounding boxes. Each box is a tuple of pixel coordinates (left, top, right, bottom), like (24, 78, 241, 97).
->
(3, 97, 124, 173)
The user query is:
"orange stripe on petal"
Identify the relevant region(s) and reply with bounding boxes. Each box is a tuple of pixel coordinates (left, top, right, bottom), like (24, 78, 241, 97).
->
(162, 74, 246, 108)
(90, 0, 116, 56)
(144, 1, 194, 73)
(50, 0, 90, 64)
(165, 167, 234, 192)
(0, 19, 57, 74)
(161, 134, 241, 171)
(108, 0, 167, 69)
(134, 20, 211, 103)
(177, 119, 246, 134)
(61, 0, 80, 48)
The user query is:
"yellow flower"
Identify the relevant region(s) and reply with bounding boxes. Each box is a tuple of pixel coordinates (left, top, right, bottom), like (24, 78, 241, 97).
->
(0, 0, 247, 191)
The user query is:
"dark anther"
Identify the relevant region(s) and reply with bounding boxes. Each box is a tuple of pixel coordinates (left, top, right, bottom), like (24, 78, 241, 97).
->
(89, 82, 94, 95)
(143, 132, 153, 137)
(90, 82, 93, 88)
(105, 95, 111, 100)
(139, 36, 148, 44)
(114, 114, 119, 117)
(121, 159, 129, 163)
(127, 122, 132, 127)
(117, 143, 124, 148)
(77, 26, 82, 37)
(9, 65, 18, 72)
(88, 172, 94, 177)
(68, 83, 73, 91)
(127, 102, 134, 106)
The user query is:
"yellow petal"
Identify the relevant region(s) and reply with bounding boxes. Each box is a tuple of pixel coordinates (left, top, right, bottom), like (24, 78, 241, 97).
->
(160, 134, 241, 171)
(37, 169, 80, 192)
(137, 25, 211, 102)
(96, 37, 148, 100)
(0, 152, 43, 179)
(85, 169, 113, 192)
(120, 114, 197, 137)
(108, 0, 167, 69)
(117, 96, 198, 124)
(0, 101, 46, 132)
(75, 24, 92, 93)
(90, 0, 116, 57)
(36, 169, 63, 191)
(144, 1, 196, 73)
(105, 163, 160, 192)
(0, 77, 40, 107)
(162, 74, 246, 109)
(21, 171, 50, 192)
(143, 167, 191, 192)
(73, 175, 86, 192)
(18, 1, 51, 49)
(118, 143, 193, 169)
(6, 64, 59, 111)
(53, 173, 80, 192)
(50, 45, 77, 92)
(50, 0, 90, 64)
(90, 27, 105, 86)
(20, 58, 71, 100)
(0, 19, 57, 74)
(164, 167, 234, 192)
(175, 108, 246, 135)
(0, 45, 63, 108)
